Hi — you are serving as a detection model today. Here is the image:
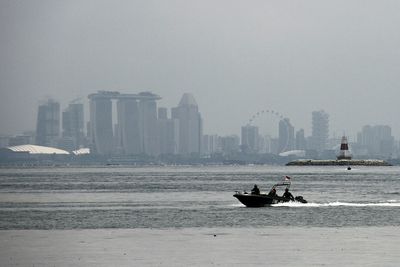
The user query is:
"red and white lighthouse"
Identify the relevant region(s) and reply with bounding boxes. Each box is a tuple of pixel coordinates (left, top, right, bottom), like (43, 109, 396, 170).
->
(337, 136, 352, 160)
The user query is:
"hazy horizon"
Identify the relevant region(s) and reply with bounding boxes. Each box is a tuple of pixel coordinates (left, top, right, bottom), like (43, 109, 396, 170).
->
(1, 1, 400, 139)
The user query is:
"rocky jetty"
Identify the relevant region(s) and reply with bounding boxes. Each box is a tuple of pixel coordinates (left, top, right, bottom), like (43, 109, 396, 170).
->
(286, 159, 391, 166)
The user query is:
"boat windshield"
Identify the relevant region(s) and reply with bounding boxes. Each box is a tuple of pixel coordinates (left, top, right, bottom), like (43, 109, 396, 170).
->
(271, 181, 291, 190)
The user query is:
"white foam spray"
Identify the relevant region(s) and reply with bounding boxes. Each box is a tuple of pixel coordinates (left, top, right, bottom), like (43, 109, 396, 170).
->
(272, 201, 400, 207)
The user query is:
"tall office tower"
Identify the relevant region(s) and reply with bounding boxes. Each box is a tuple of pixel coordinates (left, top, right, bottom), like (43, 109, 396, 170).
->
(35, 99, 60, 147)
(116, 99, 141, 155)
(88, 94, 114, 155)
(295, 129, 307, 150)
(88, 91, 161, 155)
(139, 92, 159, 156)
(241, 125, 259, 153)
(356, 132, 363, 146)
(158, 107, 167, 120)
(278, 118, 295, 153)
(257, 134, 267, 153)
(202, 135, 211, 155)
(270, 138, 280, 155)
(171, 93, 203, 155)
(220, 135, 240, 154)
(262, 135, 272, 153)
(310, 110, 329, 152)
(158, 107, 179, 155)
(62, 102, 84, 150)
(203, 134, 220, 154)
(374, 125, 394, 157)
(360, 125, 394, 157)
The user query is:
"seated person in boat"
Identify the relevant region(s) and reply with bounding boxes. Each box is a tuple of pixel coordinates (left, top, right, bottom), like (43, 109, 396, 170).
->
(268, 188, 277, 196)
(251, 184, 260, 195)
(282, 188, 294, 201)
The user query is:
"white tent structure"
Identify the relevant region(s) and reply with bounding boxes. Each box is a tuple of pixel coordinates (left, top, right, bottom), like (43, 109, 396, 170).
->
(6, 145, 70, 155)
(72, 148, 90, 155)
(279, 150, 306, 157)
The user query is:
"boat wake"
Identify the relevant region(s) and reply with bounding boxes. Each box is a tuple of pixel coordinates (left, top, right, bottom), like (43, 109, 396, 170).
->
(272, 201, 400, 207)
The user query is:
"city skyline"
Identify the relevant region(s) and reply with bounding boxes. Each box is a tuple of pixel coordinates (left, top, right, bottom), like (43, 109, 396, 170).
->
(1, 91, 400, 143)
(2, 91, 397, 160)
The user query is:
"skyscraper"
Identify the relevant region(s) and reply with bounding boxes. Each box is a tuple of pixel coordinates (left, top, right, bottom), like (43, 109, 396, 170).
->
(310, 110, 329, 152)
(35, 99, 60, 147)
(116, 99, 141, 155)
(278, 118, 294, 153)
(89, 91, 161, 155)
(241, 125, 259, 153)
(171, 93, 203, 155)
(202, 134, 221, 155)
(295, 129, 307, 150)
(139, 92, 159, 156)
(89, 93, 114, 155)
(359, 125, 394, 157)
(158, 107, 179, 155)
(62, 102, 84, 151)
(220, 135, 240, 154)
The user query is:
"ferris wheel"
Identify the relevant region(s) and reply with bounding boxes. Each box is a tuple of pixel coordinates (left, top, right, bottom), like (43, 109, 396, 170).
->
(248, 109, 285, 125)
(244, 109, 293, 153)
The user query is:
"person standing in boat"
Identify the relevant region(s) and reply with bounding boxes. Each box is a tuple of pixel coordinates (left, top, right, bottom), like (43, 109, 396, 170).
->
(268, 187, 277, 196)
(282, 188, 294, 201)
(251, 184, 260, 195)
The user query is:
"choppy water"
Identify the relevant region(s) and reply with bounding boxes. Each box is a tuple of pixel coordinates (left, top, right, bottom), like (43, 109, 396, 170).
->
(0, 165, 399, 229)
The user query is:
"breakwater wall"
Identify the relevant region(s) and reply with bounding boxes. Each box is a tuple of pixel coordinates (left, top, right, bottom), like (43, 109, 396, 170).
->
(286, 159, 391, 166)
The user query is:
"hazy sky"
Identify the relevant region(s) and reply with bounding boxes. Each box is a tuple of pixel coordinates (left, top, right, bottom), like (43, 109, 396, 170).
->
(1, 0, 400, 139)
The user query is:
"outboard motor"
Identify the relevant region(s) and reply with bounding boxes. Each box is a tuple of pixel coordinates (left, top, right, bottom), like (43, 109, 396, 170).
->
(295, 196, 307, 203)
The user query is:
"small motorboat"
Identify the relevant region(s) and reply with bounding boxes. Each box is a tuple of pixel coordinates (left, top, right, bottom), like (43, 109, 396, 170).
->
(233, 177, 307, 207)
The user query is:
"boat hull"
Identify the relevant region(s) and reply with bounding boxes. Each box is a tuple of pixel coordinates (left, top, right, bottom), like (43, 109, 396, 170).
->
(233, 193, 307, 207)
(233, 193, 288, 207)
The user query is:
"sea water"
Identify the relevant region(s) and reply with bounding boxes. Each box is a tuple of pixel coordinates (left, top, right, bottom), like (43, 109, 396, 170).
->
(0, 165, 399, 266)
